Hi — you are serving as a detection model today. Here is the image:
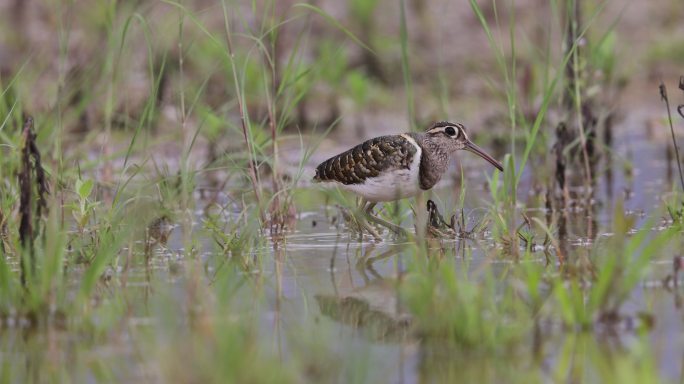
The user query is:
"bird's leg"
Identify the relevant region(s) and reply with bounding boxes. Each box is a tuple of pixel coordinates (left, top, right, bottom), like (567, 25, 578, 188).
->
(364, 201, 407, 238)
(348, 198, 381, 240)
(363, 201, 377, 214)
(338, 205, 381, 240)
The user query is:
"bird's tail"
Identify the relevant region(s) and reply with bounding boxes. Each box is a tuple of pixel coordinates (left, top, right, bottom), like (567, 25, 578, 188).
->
(312, 168, 322, 183)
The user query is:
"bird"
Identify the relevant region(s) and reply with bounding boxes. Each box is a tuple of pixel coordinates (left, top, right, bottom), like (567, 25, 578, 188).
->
(313, 121, 504, 236)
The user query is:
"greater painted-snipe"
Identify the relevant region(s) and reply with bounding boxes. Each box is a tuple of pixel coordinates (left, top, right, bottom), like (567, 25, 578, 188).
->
(313, 121, 504, 236)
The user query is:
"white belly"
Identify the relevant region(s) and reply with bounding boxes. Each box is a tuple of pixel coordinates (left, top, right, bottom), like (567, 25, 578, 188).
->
(340, 168, 421, 202)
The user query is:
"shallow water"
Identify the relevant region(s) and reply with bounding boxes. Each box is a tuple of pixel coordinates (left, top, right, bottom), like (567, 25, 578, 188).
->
(2, 115, 684, 383)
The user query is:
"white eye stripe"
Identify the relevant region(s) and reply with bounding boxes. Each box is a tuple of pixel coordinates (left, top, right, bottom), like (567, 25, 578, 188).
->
(427, 124, 466, 137)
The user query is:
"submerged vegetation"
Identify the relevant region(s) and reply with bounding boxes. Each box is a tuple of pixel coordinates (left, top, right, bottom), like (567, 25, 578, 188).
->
(1, 0, 684, 382)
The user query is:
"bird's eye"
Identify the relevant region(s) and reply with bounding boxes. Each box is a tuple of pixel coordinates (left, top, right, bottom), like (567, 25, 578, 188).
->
(444, 126, 456, 136)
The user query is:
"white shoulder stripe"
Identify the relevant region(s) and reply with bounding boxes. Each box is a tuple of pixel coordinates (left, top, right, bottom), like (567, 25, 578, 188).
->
(400, 134, 421, 154)
(400, 134, 422, 170)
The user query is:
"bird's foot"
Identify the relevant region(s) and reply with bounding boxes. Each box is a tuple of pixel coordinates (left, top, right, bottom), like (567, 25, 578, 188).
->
(336, 203, 410, 240)
(337, 205, 383, 240)
(365, 213, 408, 238)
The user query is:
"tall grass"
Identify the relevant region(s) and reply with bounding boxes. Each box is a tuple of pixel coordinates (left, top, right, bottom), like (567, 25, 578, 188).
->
(402, 199, 678, 349)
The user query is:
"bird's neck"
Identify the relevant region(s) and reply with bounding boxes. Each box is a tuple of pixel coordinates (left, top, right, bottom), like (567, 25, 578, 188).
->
(413, 134, 450, 190)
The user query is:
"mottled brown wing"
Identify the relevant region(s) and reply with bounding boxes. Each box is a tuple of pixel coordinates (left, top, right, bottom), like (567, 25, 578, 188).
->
(313, 135, 417, 185)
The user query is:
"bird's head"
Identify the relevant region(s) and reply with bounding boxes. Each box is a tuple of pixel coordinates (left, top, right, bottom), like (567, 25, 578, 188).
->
(425, 121, 504, 172)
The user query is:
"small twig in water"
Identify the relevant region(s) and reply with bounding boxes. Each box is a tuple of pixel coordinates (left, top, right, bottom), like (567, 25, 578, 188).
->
(659, 81, 684, 192)
(670, 255, 684, 288)
(677, 76, 684, 120)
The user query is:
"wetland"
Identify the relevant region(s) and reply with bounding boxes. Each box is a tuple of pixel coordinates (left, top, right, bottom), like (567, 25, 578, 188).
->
(1, 0, 684, 382)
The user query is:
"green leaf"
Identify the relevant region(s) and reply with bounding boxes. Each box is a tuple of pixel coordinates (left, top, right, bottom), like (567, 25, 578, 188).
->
(78, 179, 94, 200)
